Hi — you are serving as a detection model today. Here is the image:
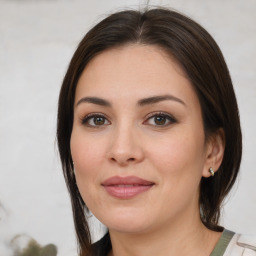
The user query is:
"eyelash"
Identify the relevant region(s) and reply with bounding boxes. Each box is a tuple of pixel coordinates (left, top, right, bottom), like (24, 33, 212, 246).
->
(144, 111, 177, 127)
(81, 113, 110, 128)
(80, 112, 177, 128)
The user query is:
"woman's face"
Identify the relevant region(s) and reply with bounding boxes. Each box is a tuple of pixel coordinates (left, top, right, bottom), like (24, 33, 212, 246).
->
(71, 45, 213, 234)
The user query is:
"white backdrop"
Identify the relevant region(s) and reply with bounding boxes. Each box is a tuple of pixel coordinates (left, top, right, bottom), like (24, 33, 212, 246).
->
(0, 0, 255, 255)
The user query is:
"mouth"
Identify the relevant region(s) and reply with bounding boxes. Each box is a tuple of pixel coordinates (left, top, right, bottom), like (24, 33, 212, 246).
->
(101, 176, 155, 199)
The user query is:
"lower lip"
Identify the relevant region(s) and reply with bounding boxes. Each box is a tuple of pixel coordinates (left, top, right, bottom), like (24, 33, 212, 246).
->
(103, 185, 153, 199)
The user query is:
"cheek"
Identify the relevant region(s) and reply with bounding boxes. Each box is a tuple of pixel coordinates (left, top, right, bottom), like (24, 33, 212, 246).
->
(70, 131, 107, 202)
(147, 131, 205, 211)
(148, 134, 201, 169)
(71, 131, 106, 171)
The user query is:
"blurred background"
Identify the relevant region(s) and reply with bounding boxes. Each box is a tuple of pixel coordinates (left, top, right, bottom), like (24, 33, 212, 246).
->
(0, 0, 255, 255)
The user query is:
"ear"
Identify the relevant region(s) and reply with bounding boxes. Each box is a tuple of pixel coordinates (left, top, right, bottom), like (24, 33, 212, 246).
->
(202, 128, 225, 178)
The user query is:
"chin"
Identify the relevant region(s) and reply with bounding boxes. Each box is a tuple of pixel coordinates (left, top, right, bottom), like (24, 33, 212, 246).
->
(97, 207, 153, 234)
(107, 221, 151, 234)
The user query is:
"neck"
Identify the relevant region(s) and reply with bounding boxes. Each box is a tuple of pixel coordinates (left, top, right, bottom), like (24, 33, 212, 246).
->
(108, 210, 222, 256)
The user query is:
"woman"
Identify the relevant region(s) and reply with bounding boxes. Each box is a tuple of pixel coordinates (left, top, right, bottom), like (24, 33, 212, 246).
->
(57, 7, 256, 256)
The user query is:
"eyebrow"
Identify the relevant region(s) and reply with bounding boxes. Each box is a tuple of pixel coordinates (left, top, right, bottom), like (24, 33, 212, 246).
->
(76, 97, 111, 107)
(137, 95, 186, 107)
(76, 94, 186, 107)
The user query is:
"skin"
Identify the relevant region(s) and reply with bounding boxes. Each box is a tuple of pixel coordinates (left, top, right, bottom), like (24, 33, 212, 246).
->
(70, 45, 225, 256)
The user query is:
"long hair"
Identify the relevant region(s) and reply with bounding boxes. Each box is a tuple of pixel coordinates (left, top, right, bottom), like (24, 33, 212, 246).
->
(57, 8, 242, 255)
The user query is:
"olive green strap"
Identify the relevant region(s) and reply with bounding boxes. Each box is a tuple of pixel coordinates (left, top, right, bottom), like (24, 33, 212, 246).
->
(210, 229, 235, 256)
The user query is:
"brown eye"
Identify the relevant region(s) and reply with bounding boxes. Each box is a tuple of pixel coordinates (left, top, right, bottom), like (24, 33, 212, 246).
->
(154, 116, 167, 125)
(94, 116, 105, 125)
(145, 112, 176, 127)
(82, 114, 110, 127)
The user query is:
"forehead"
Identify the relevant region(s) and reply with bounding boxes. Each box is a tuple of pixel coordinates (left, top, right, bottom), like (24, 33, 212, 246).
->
(75, 44, 197, 106)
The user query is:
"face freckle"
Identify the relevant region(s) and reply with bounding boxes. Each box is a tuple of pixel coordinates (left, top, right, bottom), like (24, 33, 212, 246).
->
(70, 44, 209, 234)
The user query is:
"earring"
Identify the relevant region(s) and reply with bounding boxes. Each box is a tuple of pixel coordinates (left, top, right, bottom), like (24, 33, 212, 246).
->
(209, 167, 215, 177)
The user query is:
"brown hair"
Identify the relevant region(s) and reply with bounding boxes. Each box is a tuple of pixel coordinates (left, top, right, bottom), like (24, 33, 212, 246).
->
(57, 8, 242, 256)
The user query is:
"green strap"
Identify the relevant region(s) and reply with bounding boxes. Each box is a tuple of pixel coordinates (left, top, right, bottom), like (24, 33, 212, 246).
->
(210, 229, 235, 256)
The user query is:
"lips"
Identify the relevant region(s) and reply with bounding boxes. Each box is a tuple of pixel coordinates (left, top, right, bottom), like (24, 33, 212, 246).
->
(101, 176, 154, 199)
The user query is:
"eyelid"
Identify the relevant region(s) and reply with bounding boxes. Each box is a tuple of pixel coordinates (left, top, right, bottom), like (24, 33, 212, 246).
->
(80, 112, 111, 127)
(143, 111, 177, 126)
(80, 111, 176, 127)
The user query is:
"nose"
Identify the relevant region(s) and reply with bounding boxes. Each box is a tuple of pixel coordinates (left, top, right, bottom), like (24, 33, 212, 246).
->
(107, 125, 144, 166)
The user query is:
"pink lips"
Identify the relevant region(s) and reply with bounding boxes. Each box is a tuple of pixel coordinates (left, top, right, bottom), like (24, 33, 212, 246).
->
(101, 176, 154, 199)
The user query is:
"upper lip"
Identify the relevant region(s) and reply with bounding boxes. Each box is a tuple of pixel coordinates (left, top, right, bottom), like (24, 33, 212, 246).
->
(101, 176, 155, 186)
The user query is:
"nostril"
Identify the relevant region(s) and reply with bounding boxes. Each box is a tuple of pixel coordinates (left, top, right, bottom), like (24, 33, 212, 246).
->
(110, 157, 136, 164)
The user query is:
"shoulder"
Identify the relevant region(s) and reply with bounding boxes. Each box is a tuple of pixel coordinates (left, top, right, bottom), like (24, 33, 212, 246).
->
(224, 231, 256, 256)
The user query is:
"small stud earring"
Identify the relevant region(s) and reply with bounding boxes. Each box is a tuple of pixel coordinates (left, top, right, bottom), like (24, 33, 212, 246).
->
(209, 167, 215, 177)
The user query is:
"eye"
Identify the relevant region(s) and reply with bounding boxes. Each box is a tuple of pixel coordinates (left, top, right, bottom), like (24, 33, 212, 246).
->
(144, 112, 176, 126)
(81, 113, 110, 127)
